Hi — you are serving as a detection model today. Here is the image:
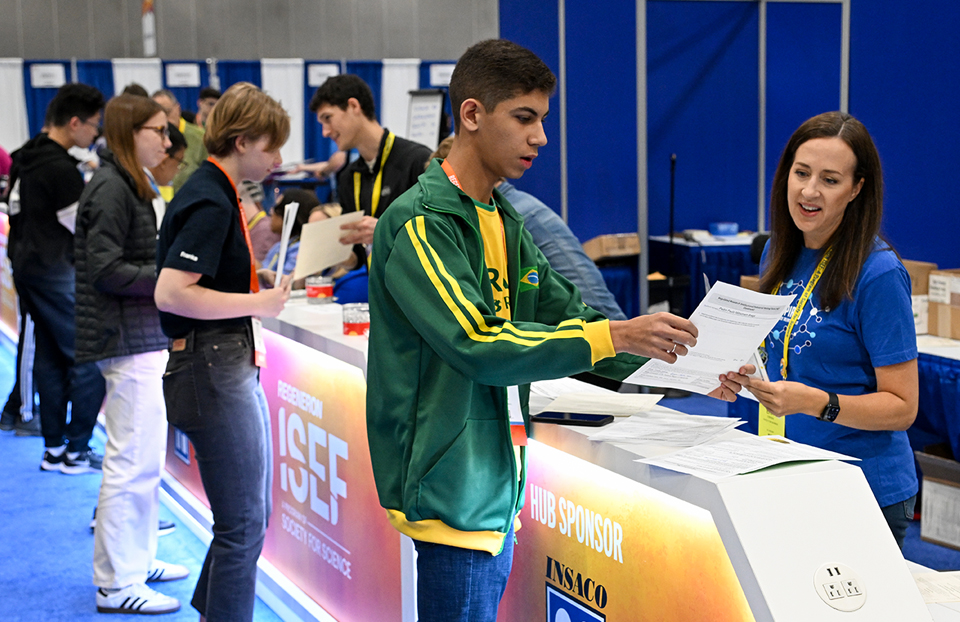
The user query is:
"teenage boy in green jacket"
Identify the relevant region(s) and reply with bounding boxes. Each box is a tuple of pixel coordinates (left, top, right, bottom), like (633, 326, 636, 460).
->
(366, 39, 745, 622)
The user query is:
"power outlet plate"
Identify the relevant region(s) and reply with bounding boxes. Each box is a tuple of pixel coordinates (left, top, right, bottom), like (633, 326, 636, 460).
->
(814, 562, 866, 612)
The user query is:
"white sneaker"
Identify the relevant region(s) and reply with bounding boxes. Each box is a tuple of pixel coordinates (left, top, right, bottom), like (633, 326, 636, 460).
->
(96, 583, 180, 615)
(146, 559, 190, 583)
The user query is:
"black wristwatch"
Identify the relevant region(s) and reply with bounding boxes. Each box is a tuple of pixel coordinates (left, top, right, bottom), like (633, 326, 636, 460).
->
(819, 392, 840, 422)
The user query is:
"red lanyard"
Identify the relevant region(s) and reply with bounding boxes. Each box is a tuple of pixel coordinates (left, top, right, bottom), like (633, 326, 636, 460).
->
(207, 157, 259, 293)
(440, 160, 509, 270)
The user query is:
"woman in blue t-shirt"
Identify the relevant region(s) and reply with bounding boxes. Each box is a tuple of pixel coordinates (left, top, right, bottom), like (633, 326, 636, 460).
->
(731, 111, 918, 548)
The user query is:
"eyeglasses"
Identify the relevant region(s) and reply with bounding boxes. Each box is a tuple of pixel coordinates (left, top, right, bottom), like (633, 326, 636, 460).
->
(140, 125, 170, 139)
(83, 119, 102, 131)
(168, 154, 186, 170)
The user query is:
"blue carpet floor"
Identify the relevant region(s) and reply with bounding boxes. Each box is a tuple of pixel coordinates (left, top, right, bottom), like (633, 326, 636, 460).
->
(0, 336, 282, 621)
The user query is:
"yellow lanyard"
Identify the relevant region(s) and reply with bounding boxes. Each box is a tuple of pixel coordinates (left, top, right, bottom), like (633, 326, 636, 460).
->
(354, 132, 396, 218)
(774, 246, 833, 379)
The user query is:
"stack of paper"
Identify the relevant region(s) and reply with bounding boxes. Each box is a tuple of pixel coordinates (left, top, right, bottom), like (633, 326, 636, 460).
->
(529, 377, 661, 416)
(638, 434, 857, 481)
(588, 413, 743, 446)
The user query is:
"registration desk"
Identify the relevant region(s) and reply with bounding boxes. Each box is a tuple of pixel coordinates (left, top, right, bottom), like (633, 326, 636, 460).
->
(160, 297, 935, 622)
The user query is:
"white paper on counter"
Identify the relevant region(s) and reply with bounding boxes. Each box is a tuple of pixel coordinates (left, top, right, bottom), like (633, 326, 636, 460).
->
(293, 210, 364, 280)
(528, 377, 660, 416)
(638, 434, 857, 481)
(624, 281, 794, 396)
(914, 572, 960, 603)
(589, 413, 743, 446)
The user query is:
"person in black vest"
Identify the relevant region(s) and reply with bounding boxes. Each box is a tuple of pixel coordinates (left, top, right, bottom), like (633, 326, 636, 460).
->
(75, 93, 189, 615)
(308, 74, 432, 269)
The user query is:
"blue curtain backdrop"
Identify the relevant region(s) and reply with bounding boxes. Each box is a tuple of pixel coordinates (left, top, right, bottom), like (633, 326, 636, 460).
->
(22, 60, 72, 138)
(765, 3, 841, 213)
(76, 60, 115, 100)
(647, 1, 758, 236)
(216, 60, 261, 92)
(303, 62, 339, 164)
(345, 61, 382, 124)
(499, 0, 562, 221)
(418, 62, 455, 139)
(162, 60, 211, 117)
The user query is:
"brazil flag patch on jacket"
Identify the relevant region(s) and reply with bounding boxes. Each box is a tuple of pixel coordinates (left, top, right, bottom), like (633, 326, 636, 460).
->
(519, 267, 540, 292)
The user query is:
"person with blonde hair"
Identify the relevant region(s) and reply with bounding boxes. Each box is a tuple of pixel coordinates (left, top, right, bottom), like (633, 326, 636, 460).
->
(75, 93, 188, 615)
(154, 82, 292, 621)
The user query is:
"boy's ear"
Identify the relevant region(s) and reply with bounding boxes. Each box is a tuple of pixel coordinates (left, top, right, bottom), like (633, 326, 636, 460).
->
(459, 98, 483, 133)
(346, 97, 362, 115)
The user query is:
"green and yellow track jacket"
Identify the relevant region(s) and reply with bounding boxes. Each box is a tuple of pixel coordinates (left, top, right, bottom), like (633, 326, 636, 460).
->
(367, 159, 647, 555)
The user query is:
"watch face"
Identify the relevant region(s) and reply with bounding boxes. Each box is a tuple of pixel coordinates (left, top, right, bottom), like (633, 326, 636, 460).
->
(821, 405, 841, 422)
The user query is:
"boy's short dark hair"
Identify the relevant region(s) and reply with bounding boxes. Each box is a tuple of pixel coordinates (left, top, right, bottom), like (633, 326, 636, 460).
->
(166, 122, 187, 155)
(47, 83, 105, 127)
(448, 39, 556, 134)
(199, 87, 222, 100)
(308, 75, 377, 121)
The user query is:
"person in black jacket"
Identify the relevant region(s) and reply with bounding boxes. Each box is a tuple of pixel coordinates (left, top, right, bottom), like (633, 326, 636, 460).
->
(308, 74, 432, 268)
(75, 94, 187, 616)
(8, 83, 107, 473)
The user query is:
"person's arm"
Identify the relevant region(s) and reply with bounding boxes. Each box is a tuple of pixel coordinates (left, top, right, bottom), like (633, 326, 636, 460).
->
(732, 359, 918, 430)
(154, 268, 291, 319)
(383, 212, 699, 387)
(80, 180, 156, 297)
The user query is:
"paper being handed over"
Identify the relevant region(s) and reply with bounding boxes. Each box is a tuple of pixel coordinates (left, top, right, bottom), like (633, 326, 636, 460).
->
(624, 281, 795, 396)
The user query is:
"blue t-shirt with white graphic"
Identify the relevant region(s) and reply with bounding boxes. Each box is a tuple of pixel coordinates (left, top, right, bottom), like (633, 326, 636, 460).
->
(760, 239, 918, 507)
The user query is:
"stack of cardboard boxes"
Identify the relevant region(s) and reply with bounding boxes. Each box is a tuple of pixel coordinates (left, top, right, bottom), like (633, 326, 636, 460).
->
(903, 260, 937, 336)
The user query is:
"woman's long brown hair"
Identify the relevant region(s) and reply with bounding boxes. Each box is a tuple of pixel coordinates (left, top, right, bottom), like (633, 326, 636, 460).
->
(104, 94, 165, 201)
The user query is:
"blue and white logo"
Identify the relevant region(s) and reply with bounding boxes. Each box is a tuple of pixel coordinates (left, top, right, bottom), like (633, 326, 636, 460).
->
(546, 584, 605, 622)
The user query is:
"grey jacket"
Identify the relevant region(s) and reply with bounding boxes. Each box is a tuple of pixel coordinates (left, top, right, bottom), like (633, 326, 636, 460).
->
(74, 153, 168, 363)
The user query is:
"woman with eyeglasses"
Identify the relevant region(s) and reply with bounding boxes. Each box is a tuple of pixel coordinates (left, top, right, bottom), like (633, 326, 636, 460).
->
(74, 94, 188, 614)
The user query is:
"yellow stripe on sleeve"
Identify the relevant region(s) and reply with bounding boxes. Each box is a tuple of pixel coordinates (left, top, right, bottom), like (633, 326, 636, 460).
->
(408, 217, 588, 345)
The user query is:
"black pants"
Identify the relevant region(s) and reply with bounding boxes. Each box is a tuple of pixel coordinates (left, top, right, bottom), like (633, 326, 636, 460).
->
(14, 275, 105, 451)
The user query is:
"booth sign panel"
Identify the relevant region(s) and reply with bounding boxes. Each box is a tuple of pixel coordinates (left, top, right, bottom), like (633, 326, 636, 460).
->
(165, 329, 404, 622)
(499, 441, 755, 621)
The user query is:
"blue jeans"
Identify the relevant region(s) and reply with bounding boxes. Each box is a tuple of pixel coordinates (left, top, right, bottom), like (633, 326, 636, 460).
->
(163, 324, 272, 622)
(414, 525, 515, 622)
(881, 494, 917, 550)
(15, 275, 105, 451)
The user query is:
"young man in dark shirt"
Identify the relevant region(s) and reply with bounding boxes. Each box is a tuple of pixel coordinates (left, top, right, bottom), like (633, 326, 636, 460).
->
(308, 74, 432, 268)
(8, 83, 107, 473)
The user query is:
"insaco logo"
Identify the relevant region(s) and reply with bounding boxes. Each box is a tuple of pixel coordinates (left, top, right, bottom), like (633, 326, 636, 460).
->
(545, 555, 607, 622)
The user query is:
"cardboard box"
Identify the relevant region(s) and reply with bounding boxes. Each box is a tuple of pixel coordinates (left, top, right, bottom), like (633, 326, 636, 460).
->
(740, 274, 761, 292)
(903, 259, 937, 296)
(583, 233, 641, 262)
(928, 269, 960, 339)
(916, 444, 960, 551)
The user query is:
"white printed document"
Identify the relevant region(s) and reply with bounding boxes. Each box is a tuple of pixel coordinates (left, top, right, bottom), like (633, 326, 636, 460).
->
(292, 211, 364, 280)
(914, 571, 960, 603)
(624, 281, 795, 395)
(528, 378, 661, 416)
(638, 434, 856, 481)
(588, 413, 743, 446)
(274, 202, 300, 285)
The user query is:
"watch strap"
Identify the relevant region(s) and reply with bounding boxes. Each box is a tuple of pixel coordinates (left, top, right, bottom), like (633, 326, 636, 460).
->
(819, 391, 840, 422)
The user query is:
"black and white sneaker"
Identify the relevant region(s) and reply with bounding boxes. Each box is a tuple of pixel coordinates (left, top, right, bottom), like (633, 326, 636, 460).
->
(158, 519, 176, 537)
(40, 448, 67, 472)
(146, 560, 189, 583)
(96, 583, 180, 615)
(60, 449, 103, 474)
